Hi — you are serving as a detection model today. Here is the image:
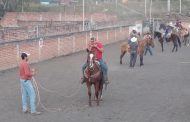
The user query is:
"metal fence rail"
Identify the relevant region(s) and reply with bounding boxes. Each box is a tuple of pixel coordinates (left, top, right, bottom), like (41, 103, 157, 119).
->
(0, 20, 132, 43)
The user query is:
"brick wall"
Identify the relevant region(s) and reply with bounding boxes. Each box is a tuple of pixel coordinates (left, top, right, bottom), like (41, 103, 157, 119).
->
(0, 12, 118, 27)
(0, 26, 129, 71)
(0, 44, 18, 70)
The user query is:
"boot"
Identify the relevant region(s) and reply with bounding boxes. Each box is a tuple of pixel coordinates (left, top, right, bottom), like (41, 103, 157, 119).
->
(103, 74, 109, 84)
(31, 111, 41, 116)
(80, 76, 85, 84)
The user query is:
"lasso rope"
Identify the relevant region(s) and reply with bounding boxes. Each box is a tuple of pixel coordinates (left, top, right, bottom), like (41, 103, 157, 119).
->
(32, 77, 82, 112)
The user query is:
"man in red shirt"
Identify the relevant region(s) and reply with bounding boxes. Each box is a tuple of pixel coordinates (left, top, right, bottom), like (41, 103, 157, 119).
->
(82, 37, 109, 84)
(19, 52, 41, 115)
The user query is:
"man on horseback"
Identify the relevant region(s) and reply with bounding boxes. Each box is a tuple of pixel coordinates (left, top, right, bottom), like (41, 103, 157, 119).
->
(81, 37, 109, 84)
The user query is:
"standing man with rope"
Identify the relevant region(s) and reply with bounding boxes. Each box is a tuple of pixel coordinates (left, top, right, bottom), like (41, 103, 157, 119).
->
(19, 52, 41, 115)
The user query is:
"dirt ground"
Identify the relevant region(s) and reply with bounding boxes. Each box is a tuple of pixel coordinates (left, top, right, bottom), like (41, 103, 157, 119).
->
(0, 40, 190, 122)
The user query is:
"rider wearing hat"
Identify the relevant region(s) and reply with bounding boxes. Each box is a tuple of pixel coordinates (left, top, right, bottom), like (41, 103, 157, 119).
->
(81, 37, 109, 84)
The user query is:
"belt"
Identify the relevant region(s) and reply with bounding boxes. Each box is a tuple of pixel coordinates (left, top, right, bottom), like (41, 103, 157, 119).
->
(23, 80, 28, 82)
(22, 79, 29, 82)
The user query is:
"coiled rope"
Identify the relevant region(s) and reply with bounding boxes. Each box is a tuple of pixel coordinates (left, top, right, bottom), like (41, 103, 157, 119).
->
(32, 77, 82, 112)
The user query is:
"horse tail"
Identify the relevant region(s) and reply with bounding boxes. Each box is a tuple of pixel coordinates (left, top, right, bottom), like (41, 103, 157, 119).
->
(177, 35, 181, 48)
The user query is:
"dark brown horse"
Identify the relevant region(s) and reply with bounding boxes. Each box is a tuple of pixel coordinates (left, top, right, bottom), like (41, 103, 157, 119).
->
(138, 36, 155, 66)
(84, 49, 103, 106)
(166, 33, 181, 52)
(154, 31, 164, 52)
(154, 30, 182, 52)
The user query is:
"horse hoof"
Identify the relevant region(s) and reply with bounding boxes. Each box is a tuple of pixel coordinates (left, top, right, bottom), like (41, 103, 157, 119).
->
(100, 95, 103, 101)
(97, 103, 99, 106)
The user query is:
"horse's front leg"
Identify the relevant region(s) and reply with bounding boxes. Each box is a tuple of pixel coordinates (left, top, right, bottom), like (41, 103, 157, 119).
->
(87, 81, 92, 106)
(95, 82, 100, 106)
(140, 55, 144, 66)
(161, 40, 164, 52)
(159, 38, 164, 52)
(120, 51, 126, 64)
(187, 39, 190, 46)
(99, 80, 103, 101)
(184, 38, 187, 46)
(172, 45, 175, 52)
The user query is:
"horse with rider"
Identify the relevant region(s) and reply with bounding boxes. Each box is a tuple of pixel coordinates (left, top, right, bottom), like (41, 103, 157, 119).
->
(175, 20, 189, 46)
(81, 37, 109, 106)
(154, 21, 185, 52)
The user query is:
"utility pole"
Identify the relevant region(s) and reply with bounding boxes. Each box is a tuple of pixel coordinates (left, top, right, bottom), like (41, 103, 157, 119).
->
(83, 0, 84, 31)
(22, 0, 24, 12)
(149, 0, 152, 23)
(167, 0, 170, 13)
(115, 0, 118, 9)
(180, 0, 181, 14)
(145, 0, 147, 17)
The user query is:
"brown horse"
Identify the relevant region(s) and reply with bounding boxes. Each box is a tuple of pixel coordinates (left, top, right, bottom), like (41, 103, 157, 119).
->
(120, 36, 142, 64)
(138, 36, 155, 66)
(120, 41, 130, 64)
(120, 36, 154, 66)
(84, 49, 103, 106)
(178, 27, 189, 46)
(154, 31, 164, 52)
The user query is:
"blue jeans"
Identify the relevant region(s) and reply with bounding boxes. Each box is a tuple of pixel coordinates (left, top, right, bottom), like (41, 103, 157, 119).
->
(130, 52, 137, 67)
(144, 46, 153, 56)
(82, 59, 108, 76)
(99, 59, 108, 76)
(20, 79, 37, 113)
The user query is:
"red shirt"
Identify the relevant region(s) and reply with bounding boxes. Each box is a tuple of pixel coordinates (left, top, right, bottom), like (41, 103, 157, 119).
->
(19, 60, 32, 80)
(94, 41, 103, 60)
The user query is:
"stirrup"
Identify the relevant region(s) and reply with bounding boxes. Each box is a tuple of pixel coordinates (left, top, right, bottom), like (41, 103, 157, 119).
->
(80, 77, 85, 84)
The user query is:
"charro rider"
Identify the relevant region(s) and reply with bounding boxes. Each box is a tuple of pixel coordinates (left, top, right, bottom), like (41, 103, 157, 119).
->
(81, 37, 109, 85)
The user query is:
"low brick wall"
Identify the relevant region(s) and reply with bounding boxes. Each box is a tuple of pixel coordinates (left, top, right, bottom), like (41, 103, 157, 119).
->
(0, 26, 129, 71)
(0, 12, 118, 27)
